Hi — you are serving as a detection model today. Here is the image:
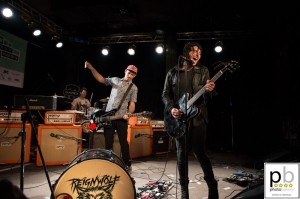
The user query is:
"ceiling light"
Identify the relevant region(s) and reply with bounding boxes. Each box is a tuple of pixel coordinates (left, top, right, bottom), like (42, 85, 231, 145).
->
(214, 41, 223, 53)
(2, 7, 13, 18)
(33, 29, 41, 36)
(101, 46, 110, 56)
(56, 41, 63, 48)
(155, 44, 164, 54)
(127, 44, 136, 56)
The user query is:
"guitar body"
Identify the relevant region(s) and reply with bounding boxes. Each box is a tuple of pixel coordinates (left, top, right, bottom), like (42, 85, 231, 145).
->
(164, 111, 187, 138)
(164, 93, 200, 138)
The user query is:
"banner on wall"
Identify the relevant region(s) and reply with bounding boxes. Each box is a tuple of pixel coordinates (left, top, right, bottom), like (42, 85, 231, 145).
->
(0, 29, 28, 88)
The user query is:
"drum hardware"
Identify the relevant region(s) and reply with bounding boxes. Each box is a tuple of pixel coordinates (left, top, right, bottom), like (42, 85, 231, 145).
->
(99, 97, 109, 103)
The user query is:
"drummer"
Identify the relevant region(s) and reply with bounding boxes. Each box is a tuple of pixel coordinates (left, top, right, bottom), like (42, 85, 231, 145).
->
(71, 87, 91, 148)
(71, 87, 91, 114)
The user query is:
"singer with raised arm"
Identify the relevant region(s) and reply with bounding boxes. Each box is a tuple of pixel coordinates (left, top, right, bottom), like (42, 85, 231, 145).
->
(85, 61, 138, 174)
(162, 42, 218, 199)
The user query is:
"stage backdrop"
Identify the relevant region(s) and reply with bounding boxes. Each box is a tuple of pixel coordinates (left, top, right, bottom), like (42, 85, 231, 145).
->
(0, 29, 28, 88)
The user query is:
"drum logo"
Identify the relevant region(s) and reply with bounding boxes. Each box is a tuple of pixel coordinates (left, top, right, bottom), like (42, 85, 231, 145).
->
(57, 174, 121, 198)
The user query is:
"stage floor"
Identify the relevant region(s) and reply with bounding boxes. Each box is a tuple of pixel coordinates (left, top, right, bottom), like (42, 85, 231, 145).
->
(0, 149, 265, 199)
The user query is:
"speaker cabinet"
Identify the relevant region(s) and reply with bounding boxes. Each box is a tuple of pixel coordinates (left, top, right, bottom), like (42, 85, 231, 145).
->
(89, 129, 121, 157)
(152, 129, 170, 154)
(36, 125, 82, 166)
(127, 126, 153, 158)
(0, 124, 32, 164)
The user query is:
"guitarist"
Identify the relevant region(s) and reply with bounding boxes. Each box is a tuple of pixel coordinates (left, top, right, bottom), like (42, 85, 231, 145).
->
(85, 61, 138, 174)
(162, 42, 218, 199)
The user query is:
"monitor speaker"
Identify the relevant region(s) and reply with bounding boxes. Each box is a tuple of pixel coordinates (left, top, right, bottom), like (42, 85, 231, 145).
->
(0, 124, 32, 164)
(127, 126, 152, 158)
(152, 129, 170, 154)
(36, 125, 82, 166)
(232, 183, 264, 198)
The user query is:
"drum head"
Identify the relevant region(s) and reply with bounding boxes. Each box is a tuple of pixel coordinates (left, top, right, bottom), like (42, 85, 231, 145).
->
(53, 159, 136, 198)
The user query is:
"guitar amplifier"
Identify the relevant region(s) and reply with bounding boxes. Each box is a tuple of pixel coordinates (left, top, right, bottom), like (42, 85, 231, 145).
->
(14, 95, 69, 110)
(0, 123, 32, 164)
(0, 110, 26, 123)
(127, 126, 153, 158)
(36, 125, 82, 166)
(151, 120, 165, 128)
(128, 116, 151, 126)
(44, 111, 76, 125)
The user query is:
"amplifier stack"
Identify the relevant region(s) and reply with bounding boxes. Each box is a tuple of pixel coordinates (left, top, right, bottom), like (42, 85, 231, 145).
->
(0, 109, 32, 164)
(36, 111, 83, 166)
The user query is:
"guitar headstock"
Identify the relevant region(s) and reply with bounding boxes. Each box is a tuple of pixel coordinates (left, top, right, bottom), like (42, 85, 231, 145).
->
(142, 111, 153, 117)
(222, 60, 240, 73)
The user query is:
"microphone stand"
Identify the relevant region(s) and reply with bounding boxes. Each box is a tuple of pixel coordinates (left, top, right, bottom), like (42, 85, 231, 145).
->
(183, 61, 189, 198)
(20, 112, 27, 191)
(24, 98, 55, 197)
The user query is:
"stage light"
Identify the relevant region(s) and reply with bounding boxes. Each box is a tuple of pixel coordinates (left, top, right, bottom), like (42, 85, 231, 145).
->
(51, 35, 63, 48)
(33, 29, 41, 36)
(2, 7, 13, 18)
(214, 41, 223, 53)
(155, 44, 164, 54)
(56, 41, 63, 48)
(127, 44, 136, 56)
(101, 46, 110, 56)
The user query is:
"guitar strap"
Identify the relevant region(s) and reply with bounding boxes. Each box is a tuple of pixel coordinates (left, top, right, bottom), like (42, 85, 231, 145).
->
(116, 82, 133, 111)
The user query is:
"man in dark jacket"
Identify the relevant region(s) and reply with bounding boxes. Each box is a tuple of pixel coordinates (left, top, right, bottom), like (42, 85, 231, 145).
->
(162, 42, 218, 199)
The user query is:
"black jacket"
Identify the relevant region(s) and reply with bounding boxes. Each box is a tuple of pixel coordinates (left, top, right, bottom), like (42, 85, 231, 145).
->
(162, 64, 213, 124)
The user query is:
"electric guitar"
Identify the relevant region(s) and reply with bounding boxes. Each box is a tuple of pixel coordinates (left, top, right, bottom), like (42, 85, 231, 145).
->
(82, 110, 152, 133)
(164, 60, 240, 138)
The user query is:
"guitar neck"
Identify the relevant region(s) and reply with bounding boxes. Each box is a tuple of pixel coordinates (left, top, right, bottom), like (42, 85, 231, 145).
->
(187, 70, 224, 108)
(107, 112, 145, 121)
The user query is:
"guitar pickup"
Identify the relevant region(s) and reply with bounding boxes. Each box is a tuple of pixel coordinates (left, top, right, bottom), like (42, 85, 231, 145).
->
(94, 116, 110, 123)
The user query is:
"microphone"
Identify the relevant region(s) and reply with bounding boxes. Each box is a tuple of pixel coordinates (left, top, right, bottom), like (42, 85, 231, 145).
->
(179, 55, 193, 66)
(179, 55, 190, 60)
(50, 133, 60, 139)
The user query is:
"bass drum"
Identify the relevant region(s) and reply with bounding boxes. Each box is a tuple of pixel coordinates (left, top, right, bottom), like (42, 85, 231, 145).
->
(53, 149, 136, 199)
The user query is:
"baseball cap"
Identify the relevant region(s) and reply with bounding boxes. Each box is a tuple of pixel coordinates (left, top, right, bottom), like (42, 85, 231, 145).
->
(126, 65, 138, 74)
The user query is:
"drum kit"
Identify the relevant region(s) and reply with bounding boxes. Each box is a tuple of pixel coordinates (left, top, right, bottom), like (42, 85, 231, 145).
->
(77, 97, 109, 133)
(52, 149, 136, 198)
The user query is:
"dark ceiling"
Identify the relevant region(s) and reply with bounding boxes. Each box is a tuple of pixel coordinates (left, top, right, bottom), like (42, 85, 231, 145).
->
(4, 0, 298, 45)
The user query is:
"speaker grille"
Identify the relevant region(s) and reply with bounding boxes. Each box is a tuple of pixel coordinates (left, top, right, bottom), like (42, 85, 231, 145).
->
(36, 125, 82, 166)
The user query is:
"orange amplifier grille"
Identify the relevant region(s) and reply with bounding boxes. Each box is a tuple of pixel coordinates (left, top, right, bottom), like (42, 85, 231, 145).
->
(44, 111, 76, 125)
(0, 110, 26, 123)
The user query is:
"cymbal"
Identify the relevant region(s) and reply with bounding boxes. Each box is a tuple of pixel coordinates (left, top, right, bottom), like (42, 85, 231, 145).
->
(99, 97, 109, 103)
(65, 110, 85, 114)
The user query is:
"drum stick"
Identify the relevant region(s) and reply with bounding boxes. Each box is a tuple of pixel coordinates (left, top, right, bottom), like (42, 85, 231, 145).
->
(90, 92, 93, 103)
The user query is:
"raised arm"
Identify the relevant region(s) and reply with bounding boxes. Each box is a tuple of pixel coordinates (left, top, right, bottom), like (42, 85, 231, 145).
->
(85, 61, 106, 84)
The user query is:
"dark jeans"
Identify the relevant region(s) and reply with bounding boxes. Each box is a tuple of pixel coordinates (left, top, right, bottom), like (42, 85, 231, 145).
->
(175, 119, 216, 186)
(104, 119, 131, 167)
